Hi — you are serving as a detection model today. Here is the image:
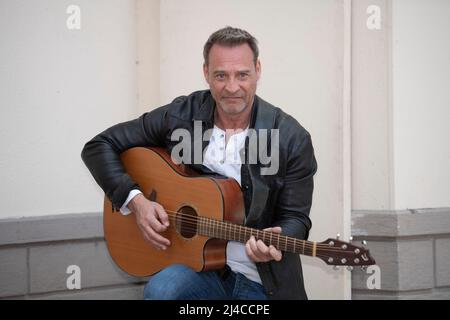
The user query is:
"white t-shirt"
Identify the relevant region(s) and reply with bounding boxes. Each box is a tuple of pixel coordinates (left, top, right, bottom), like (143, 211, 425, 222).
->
(202, 126, 261, 284)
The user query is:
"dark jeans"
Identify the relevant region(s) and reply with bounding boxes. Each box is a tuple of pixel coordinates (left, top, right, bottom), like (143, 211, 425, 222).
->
(143, 264, 268, 300)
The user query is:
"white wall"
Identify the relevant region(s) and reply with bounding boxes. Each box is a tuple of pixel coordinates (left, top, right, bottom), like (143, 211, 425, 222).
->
(392, 0, 450, 209)
(351, 0, 450, 211)
(158, 0, 351, 299)
(136, 0, 160, 114)
(0, 0, 137, 218)
(351, 0, 393, 210)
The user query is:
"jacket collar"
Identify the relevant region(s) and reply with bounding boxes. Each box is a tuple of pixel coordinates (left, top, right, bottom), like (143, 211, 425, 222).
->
(193, 91, 215, 122)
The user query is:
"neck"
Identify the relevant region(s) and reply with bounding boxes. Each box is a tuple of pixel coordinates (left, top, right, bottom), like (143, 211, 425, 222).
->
(214, 100, 253, 130)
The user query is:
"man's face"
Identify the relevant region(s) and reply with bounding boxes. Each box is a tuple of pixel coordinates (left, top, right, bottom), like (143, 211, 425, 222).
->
(204, 43, 261, 116)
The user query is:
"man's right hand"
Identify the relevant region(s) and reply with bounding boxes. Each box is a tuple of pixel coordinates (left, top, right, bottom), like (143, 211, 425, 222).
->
(127, 193, 171, 250)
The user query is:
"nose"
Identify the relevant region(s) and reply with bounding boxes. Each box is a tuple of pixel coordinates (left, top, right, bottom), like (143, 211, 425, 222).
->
(224, 77, 239, 94)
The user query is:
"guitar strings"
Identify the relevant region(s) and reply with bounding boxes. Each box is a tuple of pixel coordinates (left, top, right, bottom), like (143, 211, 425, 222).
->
(164, 211, 355, 253)
(153, 210, 358, 255)
(162, 214, 367, 265)
(163, 210, 333, 249)
(164, 213, 359, 263)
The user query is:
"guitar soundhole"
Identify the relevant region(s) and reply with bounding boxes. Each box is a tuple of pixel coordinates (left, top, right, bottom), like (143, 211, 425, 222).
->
(176, 206, 198, 239)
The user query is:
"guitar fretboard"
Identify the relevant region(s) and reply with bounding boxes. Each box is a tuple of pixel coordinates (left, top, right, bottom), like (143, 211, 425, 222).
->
(197, 216, 318, 257)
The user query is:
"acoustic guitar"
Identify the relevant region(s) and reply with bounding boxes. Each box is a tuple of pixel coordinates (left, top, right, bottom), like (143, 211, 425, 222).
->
(104, 147, 375, 277)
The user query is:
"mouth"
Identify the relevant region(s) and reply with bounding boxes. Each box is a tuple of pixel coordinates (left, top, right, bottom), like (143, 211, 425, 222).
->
(222, 97, 243, 100)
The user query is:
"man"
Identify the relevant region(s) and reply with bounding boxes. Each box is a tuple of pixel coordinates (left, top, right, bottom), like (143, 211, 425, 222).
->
(82, 26, 317, 300)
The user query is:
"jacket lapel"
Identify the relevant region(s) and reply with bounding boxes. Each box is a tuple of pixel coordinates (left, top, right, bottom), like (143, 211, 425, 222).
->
(244, 96, 278, 227)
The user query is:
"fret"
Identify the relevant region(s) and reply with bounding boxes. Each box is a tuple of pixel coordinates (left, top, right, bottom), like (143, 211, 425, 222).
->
(214, 220, 220, 238)
(217, 220, 220, 239)
(210, 218, 214, 238)
(284, 236, 288, 252)
(223, 221, 226, 240)
(210, 218, 213, 238)
(202, 217, 206, 236)
(225, 223, 229, 240)
(225, 222, 229, 240)
(204, 218, 207, 237)
(277, 233, 280, 250)
(293, 238, 296, 253)
(217, 219, 220, 239)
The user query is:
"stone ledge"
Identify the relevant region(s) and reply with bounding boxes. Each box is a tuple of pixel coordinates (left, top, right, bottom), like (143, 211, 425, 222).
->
(352, 287, 450, 300)
(4, 283, 146, 300)
(0, 212, 152, 299)
(0, 247, 27, 297)
(352, 208, 450, 237)
(29, 240, 149, 294)
(435, 238, 450, 287)
(0, 212, 103, 246)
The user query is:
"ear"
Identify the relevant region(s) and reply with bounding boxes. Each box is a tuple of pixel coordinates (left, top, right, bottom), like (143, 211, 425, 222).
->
(255, 59, 261, 80)
(203, 63, 210, 84)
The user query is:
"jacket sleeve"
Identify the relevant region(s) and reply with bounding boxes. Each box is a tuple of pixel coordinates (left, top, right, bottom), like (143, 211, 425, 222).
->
(273, 130, 317, 241)
(81, 105, 169, 211)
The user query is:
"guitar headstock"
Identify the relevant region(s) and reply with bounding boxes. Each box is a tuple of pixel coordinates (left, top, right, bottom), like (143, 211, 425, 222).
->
(316, 238, 376, 267)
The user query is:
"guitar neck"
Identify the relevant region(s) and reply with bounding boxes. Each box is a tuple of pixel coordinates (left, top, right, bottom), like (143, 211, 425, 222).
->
(197, 216, 319, 257)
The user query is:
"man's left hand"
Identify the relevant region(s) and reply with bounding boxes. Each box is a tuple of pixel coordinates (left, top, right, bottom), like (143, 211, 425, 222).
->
(245, 226, 283, 262)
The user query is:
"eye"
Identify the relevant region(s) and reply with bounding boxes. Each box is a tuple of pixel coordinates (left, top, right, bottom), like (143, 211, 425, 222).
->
(239, 73, 249, 80)
(215, 73, 226, 80)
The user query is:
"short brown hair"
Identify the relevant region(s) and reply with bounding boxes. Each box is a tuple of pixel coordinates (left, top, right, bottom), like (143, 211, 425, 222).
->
(203, 26, 259, 66)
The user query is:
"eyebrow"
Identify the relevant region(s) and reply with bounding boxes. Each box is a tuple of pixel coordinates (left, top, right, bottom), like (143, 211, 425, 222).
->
(212, 70, 251, 75)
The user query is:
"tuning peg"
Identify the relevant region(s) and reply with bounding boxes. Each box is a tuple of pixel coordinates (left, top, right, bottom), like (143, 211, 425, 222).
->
(360, 266, 367, 271)
(333, 265, 340, 271)
(347, 266, 354, 271)
(336, 233, 341, 240)
(362, 240, 367, 246)
(349, 236, 353, 241)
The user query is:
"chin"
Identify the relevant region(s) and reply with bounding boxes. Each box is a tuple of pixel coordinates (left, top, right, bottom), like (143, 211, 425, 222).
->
(220, 102, 247, 114)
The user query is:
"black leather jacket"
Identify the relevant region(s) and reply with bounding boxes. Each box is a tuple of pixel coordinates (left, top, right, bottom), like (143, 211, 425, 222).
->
(81, 90, 317, 299)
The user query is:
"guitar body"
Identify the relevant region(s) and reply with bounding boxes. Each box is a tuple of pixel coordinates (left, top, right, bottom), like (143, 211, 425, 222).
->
(103, 147, 245, 277)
